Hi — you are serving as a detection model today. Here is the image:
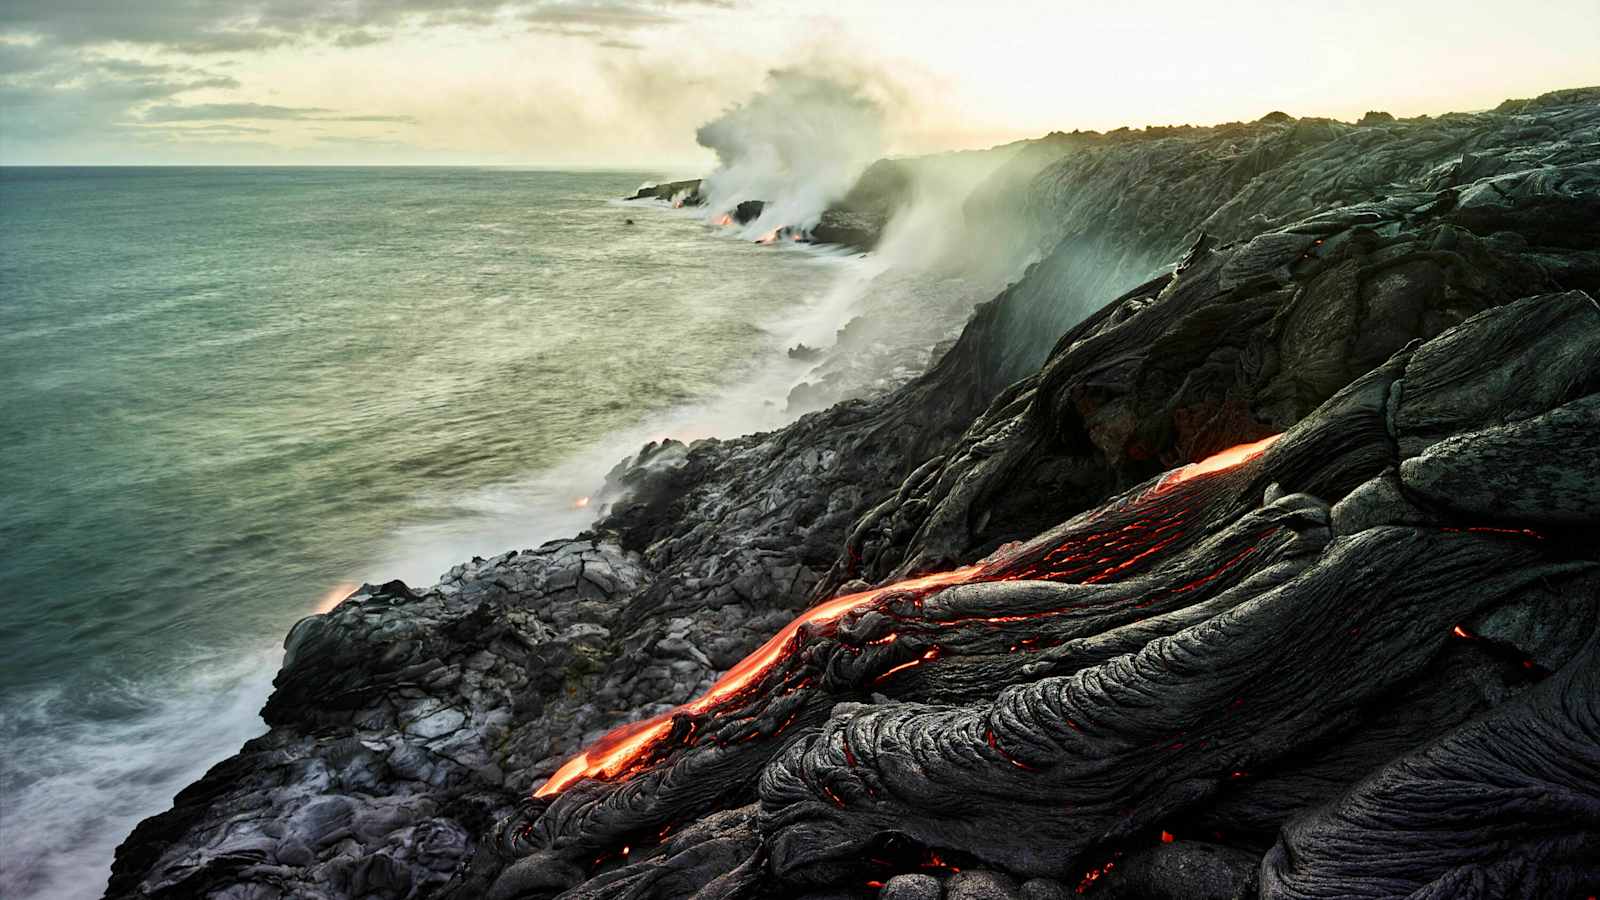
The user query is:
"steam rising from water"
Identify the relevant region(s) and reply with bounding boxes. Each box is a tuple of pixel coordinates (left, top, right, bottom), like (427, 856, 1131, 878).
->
(697, 70, 885, 236)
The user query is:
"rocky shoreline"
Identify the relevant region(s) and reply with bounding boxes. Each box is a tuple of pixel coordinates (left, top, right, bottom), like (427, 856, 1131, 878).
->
(109, 88, 1600, 899)
(624, 174, 897, 251)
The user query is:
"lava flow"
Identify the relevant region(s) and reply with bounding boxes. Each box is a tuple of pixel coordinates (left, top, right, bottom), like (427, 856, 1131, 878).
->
(534, 434, 1282, 797)
(536, 566, 979, 796)
(1154, 434, 1281, 493)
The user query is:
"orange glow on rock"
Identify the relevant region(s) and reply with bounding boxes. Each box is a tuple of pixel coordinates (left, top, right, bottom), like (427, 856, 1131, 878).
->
(536, 716, 677, 797)
(1155, 434, 1282, 493)
(689, 567, 976, 713)
(315, 581, 360, 614)
(533, 432, 1284, 798)
(534, 567, 979, 796)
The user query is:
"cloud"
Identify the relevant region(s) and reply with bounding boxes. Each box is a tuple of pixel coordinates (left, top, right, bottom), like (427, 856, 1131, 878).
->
(0, 0, 740, 162)
(522, 2, 681, 36)
(0, 42, 244, 144)
(141, 102, 334, 121)
(313, 134, 418, 148)
(0, 41, 410, 160)
(140, 102, 418, 124)
(0, 0, 735, 54)
(145, 123, 272, 134)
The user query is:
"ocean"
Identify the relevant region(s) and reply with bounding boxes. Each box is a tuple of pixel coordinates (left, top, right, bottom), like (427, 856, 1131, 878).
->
(0, 167, 937, 899)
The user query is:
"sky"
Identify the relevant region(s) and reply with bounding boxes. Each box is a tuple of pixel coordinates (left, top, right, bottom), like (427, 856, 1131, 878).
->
(1, 0, 1597, 167)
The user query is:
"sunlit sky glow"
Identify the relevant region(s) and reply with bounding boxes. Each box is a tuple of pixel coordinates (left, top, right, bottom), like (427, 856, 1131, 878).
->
(2, 0, 1596, 166)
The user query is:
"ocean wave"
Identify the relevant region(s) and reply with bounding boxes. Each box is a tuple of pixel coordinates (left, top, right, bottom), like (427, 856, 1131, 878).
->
(0, 648, 278, 900)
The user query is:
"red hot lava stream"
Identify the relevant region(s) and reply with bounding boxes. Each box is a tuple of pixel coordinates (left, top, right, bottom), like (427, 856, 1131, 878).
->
(536, 567, 978, 796)
(1153, 434, 1281, 493)
(534, 435, 1281, 797)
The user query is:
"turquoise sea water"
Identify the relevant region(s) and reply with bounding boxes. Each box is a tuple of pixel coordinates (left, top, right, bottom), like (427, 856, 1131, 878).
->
(0, 167, 855, 899)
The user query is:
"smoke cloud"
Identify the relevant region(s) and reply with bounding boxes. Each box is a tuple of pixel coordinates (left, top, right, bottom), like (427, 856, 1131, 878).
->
(695, 69, 885, 235)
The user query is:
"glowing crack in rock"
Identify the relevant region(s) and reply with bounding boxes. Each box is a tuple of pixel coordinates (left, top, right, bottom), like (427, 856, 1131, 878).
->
(533, 435, 1281, 797)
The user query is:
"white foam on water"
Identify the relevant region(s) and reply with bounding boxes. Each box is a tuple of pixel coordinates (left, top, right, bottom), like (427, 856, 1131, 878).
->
(0, 167, 1021, 900)
(0, 647, 279, 900)
(366, 240, 883, 586)
(370, 172, 1029, 588)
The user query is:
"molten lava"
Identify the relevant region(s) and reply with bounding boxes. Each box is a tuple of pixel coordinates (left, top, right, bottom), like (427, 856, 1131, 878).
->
(536, 567, 978, 796)
(315, 581, 360, 614)
(533, 434, 1282, 797)
(1154, 434, 1280, 493)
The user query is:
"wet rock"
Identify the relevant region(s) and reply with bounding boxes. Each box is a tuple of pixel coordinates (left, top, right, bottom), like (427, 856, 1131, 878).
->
(625, 179, 701, 203)
(106, 541, 649, 900)
(733, 199, 765, 224)
(811, 208, 885, 250)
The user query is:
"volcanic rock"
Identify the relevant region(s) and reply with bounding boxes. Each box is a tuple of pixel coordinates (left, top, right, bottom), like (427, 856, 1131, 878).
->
(108, 87, 1600, 900)
(879, 873, 940, 900)
(625, 179, 702, 204)
(946, 870, 1021, 900)
(1017, 879, 1069, 900)
(732, 199, 765, 224)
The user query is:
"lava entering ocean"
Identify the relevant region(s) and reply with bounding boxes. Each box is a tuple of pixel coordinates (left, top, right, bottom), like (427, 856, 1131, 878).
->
(533, 435, 1282, 797)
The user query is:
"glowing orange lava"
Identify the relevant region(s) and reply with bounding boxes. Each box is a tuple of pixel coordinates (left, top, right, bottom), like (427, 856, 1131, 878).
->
(1154, 434, 1281, 493)
(315, 581, 360, 614)
(574, 496, 591, 509)
(714, 214, 734, 226)
(535, 567, 977, 796)
(533, 434, 1282, 797)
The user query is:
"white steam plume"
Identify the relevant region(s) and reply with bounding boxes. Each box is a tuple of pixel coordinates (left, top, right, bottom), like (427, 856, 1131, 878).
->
(696, 70, 885, 236)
